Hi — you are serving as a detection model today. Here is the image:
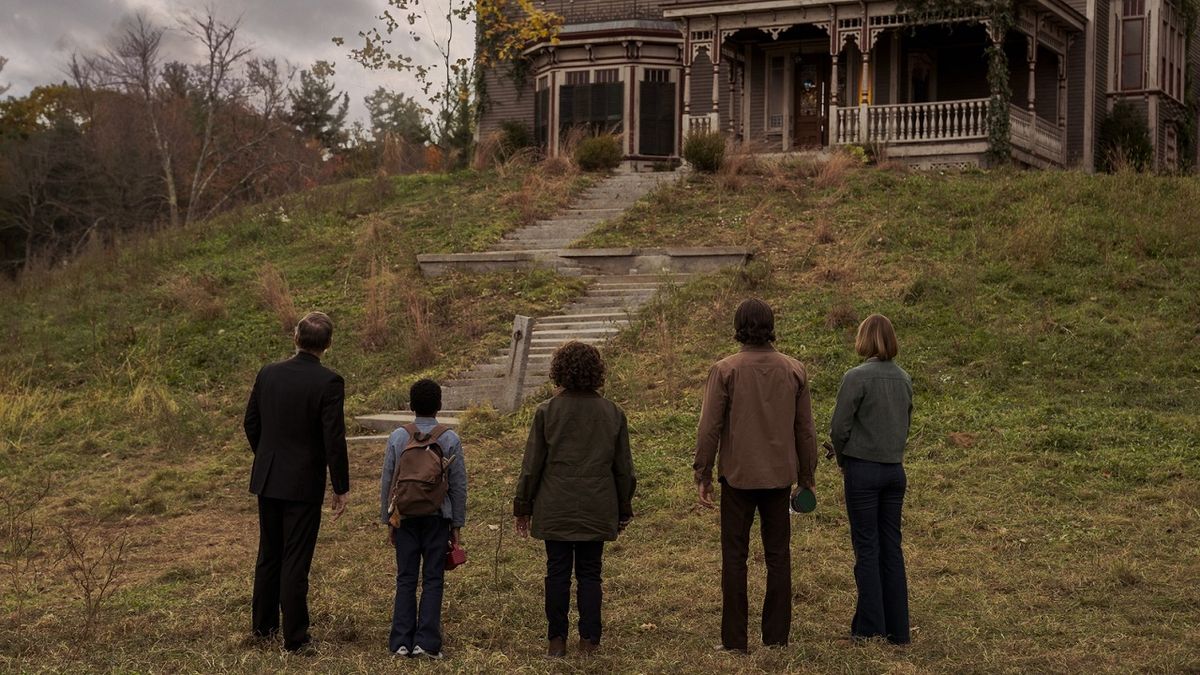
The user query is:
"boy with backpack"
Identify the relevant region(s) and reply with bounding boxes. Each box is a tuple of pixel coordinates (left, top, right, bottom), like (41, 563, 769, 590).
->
(379, 379, 467, 659)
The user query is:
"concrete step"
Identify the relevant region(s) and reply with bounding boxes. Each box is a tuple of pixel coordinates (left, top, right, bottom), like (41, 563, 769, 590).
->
(355, 411, 465, 432)
(561, 207, 624, 218)
(539, 311, 630, 322)
(588, 286, 660, 294)
(533, 218, 601, 228)
(531, 327, 622, 338)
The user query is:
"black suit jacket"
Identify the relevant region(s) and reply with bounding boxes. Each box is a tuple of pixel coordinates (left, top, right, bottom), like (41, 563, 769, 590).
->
(244, 351, 350, 503)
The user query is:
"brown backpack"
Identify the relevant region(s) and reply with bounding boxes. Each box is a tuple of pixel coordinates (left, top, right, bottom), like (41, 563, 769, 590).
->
(387, 423, 452, 527)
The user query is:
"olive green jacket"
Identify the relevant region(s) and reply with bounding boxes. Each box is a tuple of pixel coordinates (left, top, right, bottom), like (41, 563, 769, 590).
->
(513, 391, 636, 541)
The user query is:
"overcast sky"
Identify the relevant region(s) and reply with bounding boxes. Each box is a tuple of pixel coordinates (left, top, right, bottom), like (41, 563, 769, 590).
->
(0, 0, 474, 123)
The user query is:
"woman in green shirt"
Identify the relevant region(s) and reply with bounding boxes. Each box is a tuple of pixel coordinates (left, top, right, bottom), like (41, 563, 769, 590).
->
(513, 341, 636, 658)
(831, 314, 913, 645)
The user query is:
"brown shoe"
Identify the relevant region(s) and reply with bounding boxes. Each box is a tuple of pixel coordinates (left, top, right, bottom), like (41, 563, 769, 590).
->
(577, 637, 599, 656)
(547, 636, 566, 658)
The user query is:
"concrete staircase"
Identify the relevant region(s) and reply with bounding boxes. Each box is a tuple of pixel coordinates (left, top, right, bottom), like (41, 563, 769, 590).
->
(353, 273, 690, 434)
(351, 168, 749, 439)
(490, 172, 675, 253)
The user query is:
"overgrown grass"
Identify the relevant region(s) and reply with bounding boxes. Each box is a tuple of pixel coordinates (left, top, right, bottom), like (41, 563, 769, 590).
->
(2, 164, 1199, 673)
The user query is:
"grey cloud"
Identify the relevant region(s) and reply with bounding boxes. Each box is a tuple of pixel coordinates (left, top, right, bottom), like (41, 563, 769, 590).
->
(0, 0, 473, 123)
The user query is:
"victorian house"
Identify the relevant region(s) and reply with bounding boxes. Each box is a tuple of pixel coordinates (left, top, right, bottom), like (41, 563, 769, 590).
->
(478, 0, 1198, 171)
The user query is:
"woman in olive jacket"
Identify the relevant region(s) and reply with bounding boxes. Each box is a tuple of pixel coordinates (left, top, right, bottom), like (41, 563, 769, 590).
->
(831, 314, 913, 645)
(513, 341, 636, 658)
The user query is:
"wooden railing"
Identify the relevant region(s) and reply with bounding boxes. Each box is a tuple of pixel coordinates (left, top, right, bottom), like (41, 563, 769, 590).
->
(684, 112, 720, 136)
(1009, 104, 1065, 166)
(835, 98, 989, 144)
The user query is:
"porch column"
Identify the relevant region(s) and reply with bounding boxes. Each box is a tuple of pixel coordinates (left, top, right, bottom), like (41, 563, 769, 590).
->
(683, 19, 692, 121)
(830, 52, 840, 144)
(1027, 22, 1038, 115)
(742, 44, 752, 141)
(1057, 52, 1067, 128)
(729, 57, 739, 136)
(859, 48, 870, 143)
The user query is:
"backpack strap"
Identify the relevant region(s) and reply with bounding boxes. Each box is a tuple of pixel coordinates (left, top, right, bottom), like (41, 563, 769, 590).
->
(426, 424, 450, 443)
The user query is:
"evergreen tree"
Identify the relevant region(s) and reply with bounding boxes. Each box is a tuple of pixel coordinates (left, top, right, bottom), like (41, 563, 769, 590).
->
(288, 62, 349, 150)
(364, 86, 430, 145)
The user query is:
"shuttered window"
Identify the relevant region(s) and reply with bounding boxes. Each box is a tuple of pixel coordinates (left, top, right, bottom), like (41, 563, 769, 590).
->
(559, 82, 624, 136)
(639, 75, 676, 156)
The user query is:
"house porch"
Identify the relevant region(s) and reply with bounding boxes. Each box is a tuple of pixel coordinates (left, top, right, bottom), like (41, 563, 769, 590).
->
(666, 0, 1085, 169)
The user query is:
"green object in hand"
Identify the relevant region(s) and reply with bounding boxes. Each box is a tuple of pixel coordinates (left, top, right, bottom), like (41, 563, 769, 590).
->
(791, 488, 817, 514)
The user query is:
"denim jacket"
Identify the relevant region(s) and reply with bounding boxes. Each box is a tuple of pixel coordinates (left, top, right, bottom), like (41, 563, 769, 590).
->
(379, 417, 467, 528)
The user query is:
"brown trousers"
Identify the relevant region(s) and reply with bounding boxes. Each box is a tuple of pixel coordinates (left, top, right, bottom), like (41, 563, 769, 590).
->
(720, 481, 792, 650)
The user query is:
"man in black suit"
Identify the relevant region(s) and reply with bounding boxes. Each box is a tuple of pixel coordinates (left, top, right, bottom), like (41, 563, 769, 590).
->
(244, 311, 350, 652)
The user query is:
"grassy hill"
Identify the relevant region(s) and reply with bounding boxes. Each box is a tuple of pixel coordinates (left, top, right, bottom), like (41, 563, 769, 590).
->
(1, 160, 1198, 673)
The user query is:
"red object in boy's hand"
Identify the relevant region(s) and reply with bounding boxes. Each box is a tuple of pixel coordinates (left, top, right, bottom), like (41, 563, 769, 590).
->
(445, 541, 467, 571)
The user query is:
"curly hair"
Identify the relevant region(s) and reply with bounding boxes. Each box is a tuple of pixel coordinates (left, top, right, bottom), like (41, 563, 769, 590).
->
(549, 341, 606, 391)
(734, 298, 776, 345)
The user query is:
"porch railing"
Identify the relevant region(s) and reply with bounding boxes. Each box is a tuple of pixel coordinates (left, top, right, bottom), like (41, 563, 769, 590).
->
(684, 112, 720, 136)
(835, 98, 990, 145)
(1009, 105, 1065, 166)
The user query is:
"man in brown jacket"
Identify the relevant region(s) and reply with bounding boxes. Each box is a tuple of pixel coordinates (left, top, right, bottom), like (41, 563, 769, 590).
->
(693, 298, 818, 652)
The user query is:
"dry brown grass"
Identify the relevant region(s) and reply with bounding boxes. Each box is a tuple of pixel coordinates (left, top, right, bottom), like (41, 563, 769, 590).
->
(360, 259, 393, 352)
(814, 150, 858, 190)
(824, 300, 859, 331)
(256, 263, 298, 333)
(402, 286, 437, 369)
(162, 273, 225, 320)
(471, 131, 506, 171)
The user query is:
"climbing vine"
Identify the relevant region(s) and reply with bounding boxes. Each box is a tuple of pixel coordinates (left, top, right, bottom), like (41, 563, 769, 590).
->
(1177, 0, 1199, 171)
(899, 0, 1016, 163)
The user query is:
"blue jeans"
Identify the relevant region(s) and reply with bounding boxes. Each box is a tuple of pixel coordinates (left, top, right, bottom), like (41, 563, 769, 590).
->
(842, 456, 910, 644)
(390, 516, 450, 653)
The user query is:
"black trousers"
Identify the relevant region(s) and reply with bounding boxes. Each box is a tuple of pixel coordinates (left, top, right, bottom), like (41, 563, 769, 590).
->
(843, 456, 910, 644)
(720, 481, 792, 650)
(544, 540, 604, 643)
(252, 496, 322, 650)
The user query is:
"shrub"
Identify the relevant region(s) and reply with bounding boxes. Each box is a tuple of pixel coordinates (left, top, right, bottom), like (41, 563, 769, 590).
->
(498, 121, 534, 159)
(683, 131, 725, 173)
(1098, 102, 1153, 172)
(574, 135, 623, 172)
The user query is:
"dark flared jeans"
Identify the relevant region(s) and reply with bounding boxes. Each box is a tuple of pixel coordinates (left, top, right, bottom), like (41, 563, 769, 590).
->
(842, 456, 910, 644)
(720, 481, 792, 650)
(544, 540, 604, 643)
(390, 516, 450, 654)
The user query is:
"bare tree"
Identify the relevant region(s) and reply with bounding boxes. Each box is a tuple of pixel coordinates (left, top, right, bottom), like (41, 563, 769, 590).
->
(60, 522, 129, 636)
(0, 55, 10, 96)
(74, 15, 182, 228)
(179, 11, 251, 225)
(1, 483, 53, 624)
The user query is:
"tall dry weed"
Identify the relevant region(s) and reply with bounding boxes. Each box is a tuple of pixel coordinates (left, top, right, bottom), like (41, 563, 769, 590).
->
(815, 150, 857, 190)
(257, 263, 298, 332)
(361, 259, 393, 352)
(402, 287, 437, 369)
(472, 131, 505, 171)
(163, 273, 225, 320)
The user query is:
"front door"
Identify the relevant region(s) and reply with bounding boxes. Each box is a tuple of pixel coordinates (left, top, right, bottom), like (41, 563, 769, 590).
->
(793, 54, 829, 147)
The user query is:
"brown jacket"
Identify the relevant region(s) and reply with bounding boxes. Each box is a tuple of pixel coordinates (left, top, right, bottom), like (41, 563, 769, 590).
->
(693, 345, 818, 490)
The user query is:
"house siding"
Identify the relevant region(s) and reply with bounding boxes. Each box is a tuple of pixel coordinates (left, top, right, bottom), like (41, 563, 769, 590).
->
(1094, 0, 1112, 161)
(479, 66, 536, 140)
(1067, 29, 1088, 165)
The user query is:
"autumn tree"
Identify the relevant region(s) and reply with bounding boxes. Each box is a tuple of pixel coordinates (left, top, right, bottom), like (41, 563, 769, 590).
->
(288, 61, 350, 150)
(335, 0, 562, 164)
